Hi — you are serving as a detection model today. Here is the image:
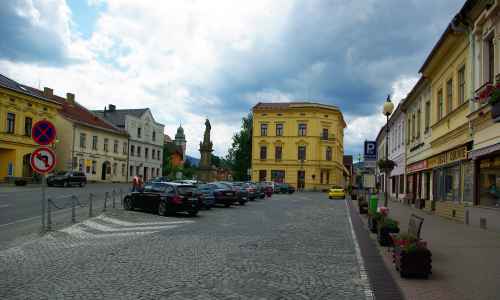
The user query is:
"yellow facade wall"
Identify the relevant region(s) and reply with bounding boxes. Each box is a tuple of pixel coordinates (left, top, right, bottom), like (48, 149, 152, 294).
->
(0, 87, 60, 181)
(251, 103, 345, 190)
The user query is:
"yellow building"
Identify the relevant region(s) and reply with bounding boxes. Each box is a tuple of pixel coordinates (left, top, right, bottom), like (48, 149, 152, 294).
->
(251, 102, 346, 190)
(50, 93, 129, 182)
(0, 74, 62, 182)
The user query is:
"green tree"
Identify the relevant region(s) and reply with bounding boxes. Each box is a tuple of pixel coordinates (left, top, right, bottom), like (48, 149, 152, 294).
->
(227, 113, 252, 181)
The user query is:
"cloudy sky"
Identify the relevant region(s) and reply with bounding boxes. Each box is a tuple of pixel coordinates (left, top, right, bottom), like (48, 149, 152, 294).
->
(0, 0, 464, 158)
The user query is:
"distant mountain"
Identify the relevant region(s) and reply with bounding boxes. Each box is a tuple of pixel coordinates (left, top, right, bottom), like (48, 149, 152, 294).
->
(185, 155, 200, 166)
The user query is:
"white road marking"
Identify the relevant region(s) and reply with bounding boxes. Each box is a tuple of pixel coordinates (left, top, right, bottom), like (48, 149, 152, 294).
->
(0, 204, 10, 208)
(96, 215, 194, 226)
(0, 215, 41, 228)
(82, 219, 180, 232)
(344, 199, 375, 300)
(60, 225, 158, 239)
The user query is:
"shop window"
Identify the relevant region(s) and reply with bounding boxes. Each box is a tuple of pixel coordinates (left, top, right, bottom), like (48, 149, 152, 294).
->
(399, 175, 405, 194)
(271, 170, 285, 183)
(478, 157, 500, 207)
(92, 161, 97, 174)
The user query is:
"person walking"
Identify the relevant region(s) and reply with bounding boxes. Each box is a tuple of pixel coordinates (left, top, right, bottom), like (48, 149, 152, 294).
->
(132, 175, 144, 192)
(265, 185, 273, 199)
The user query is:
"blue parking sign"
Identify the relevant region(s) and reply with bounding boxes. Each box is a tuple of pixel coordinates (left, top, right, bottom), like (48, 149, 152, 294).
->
(364, 141, 377, 160)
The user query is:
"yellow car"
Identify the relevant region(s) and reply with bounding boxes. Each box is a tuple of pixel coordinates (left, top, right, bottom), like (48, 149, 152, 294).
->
(328, 187, 346, 199)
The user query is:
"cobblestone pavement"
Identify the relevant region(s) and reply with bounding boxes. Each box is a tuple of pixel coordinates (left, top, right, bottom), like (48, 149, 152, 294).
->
(0, 193, 370, 300)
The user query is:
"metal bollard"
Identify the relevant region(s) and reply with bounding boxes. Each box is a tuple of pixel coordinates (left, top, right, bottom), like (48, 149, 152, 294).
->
(112, 189, 116, 209)
(89, 193, 94, 217)
(47, 199, 52, 231)
(71, 195, 77, 223)
(103, 192, 109, 212)
(120, 189, 123, 208)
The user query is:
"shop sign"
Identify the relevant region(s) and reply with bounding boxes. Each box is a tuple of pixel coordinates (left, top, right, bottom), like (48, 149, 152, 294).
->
(407, 160, 427, 173)
(427, 146, 467, 169)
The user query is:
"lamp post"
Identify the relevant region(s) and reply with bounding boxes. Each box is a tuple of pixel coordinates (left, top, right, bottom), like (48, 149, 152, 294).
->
(382, 95, 394, 207)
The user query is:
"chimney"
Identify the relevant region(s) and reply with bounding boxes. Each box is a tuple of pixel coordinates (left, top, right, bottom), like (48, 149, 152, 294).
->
(108, 104, 116, 112)
(66, 93, 75, 105)
(43, 87, 53, 97)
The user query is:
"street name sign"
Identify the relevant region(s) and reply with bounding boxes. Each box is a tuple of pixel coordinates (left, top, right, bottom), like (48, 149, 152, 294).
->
(30, 147, 56, 174)
(32, 120, 57, 146)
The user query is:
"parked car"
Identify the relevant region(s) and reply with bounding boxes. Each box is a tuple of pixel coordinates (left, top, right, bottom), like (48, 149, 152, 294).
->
(328, 186, 346, 199)
(255, 182, 266, 199)
(47, 171, 87, 187)
(219, 182, 247, 205)
(277, 183, 295, 194)
(209, 182, 238, 207)
(243, 182, 258, 200)
(123, 182, 200, 216)
(151, 176, 170, 183)
(196, 184, 216, 209)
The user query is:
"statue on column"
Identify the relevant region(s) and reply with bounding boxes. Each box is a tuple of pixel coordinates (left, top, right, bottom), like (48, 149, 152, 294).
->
(198, 118, 215, 181)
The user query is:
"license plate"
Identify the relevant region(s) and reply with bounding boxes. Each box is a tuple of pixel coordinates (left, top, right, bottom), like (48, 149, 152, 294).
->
(225, 192, 233, 196)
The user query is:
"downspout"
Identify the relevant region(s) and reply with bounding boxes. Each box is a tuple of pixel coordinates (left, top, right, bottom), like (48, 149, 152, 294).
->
(126, 135, 130, 182)
(71, 124, 75, 171)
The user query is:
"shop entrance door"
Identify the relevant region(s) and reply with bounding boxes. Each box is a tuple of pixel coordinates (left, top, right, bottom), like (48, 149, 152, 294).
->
(297, 171, 305, 190)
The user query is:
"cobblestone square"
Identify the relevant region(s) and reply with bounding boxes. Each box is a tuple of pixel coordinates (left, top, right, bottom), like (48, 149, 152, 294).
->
(0, 193, 371, 300)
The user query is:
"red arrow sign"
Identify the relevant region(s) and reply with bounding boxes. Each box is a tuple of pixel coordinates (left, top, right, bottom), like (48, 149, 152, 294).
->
(30, 147, 57, 174)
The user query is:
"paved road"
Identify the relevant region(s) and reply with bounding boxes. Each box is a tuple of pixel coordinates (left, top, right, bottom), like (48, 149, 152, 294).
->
(0, 192, 378, 299)
(0, 183, 129, 248)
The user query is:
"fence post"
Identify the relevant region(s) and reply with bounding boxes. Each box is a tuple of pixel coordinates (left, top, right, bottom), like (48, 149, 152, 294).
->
(103, 192, 109, 212)
(47, 199, 52, 231)
(112, 189, 116, 209)
(71, 195, 77, 223)
(89, 193, 94, 217)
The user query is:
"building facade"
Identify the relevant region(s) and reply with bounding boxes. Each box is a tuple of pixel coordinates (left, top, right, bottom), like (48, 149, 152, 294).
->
(52, 94, 129, 182)
(387, 103, 406, 202)
(251, 102, 346, 190)
(375, 125, 387, 193)
(402, 78, 434, 210)
(94, 105, 164, 181)
(0, 74, 62, 181)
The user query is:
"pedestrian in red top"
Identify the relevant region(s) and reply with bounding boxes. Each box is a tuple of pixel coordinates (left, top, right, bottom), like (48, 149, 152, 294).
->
(265, 186, 273, 199)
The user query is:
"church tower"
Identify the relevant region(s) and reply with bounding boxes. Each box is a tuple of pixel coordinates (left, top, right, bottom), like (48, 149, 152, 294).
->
(174, 125, 186, 159)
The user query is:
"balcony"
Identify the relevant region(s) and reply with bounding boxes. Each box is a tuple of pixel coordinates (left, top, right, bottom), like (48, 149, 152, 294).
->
(473, 81, 494, 105)
(320, 134, 336, 142)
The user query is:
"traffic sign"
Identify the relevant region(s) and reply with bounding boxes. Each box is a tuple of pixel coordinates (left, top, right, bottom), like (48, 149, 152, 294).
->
(30, 147, 57, 174)
(32, 120, 57, 146)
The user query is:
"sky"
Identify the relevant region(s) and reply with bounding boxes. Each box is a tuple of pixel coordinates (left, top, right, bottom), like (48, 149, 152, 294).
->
(0, 0, 465, 158)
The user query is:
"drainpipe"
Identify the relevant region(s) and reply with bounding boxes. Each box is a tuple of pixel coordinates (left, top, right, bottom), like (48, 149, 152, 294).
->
(126, 135, 130, 182)
(71, 124, 75, 171)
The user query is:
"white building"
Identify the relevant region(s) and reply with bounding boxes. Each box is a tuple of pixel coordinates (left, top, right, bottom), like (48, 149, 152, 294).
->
(94, 105, 165, 181)
(387, 103, 406, 202)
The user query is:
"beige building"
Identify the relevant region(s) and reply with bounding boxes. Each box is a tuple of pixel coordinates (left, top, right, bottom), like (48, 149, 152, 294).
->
(51, 93, 129, 182)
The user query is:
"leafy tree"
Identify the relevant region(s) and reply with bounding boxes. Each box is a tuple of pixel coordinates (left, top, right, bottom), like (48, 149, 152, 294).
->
(227, 113, 252, 181)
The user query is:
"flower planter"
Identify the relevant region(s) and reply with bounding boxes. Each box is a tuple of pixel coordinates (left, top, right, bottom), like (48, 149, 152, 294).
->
(394, 246, 432, 278)
(378, 226, 400, 247)
(368, 216, 378, 233)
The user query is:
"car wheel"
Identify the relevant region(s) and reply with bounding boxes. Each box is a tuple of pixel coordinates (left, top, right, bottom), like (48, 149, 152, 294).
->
(224, 203, 231, 207)
(80, 181, 86, 187)
(239, 201, 246, 206)
(64, 180, 69, 187)
(158, 201, 168, 216)
(188, 210, 198, 217)
(124, 197, 134, 210)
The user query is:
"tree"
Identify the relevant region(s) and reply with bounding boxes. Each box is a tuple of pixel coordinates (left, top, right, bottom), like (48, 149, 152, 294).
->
(227, 113, 252, 181)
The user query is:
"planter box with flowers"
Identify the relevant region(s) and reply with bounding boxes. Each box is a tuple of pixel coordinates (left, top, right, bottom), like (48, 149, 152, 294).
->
(377, 159, 396, 173)
(474, 82, 500, 121)
(377, 217, 400, 247)
(392, 233, 432, 278)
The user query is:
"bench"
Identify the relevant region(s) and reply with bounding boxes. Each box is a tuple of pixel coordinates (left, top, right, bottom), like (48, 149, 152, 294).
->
(390, 214, 424, 244)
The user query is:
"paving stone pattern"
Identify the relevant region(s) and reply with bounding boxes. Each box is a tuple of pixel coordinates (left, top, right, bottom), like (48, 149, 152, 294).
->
(0, 193, 368, 300)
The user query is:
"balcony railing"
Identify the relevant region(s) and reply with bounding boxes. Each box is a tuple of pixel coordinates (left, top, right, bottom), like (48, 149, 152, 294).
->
(320, 134, 336, 141)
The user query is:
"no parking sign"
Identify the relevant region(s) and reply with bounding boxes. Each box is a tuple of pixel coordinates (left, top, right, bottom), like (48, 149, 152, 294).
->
(32, 120, 57, 146)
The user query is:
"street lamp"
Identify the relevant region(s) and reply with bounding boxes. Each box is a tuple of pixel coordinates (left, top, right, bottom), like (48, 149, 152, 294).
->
(382, 95, 394, 207)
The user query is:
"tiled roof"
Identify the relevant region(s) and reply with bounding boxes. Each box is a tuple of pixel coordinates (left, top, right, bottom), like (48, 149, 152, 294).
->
(60, 102, 128, 135)
(93, 108, 149, 127)
(253, 101, 340, 110)
(0, 73, 60, 105)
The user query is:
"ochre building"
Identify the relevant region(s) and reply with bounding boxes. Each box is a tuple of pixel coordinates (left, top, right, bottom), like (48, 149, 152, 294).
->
(251, 102, 346, 190)
(0, 74, 62, 182)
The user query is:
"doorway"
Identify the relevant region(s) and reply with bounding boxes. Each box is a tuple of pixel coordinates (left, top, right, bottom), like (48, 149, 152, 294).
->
(101, 162, 110, 180)
(297, 171, 305, 190)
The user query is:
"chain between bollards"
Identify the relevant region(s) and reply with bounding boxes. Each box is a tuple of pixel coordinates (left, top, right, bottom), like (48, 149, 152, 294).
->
(89, 193, 94, 217)
(71, 195, 77, 223)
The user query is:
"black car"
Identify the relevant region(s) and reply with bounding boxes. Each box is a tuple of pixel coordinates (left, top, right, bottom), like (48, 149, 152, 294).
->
(47, 171, 87, 187)
(123, 182, 200, 216)
(196, 184, 216, 209)
(217, 182, 246, 205)
(277, 183, 295, 194)
(255, 182, 266, 199)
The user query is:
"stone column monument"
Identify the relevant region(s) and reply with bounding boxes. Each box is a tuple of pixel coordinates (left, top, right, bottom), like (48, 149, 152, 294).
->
(197, 118, 216, 182)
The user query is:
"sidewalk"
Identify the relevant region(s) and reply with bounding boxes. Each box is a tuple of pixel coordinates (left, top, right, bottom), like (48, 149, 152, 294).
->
(360, 199, 500, 300)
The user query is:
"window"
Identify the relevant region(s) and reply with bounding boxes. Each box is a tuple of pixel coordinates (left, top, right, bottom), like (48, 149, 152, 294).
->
(121, 164, 125, 176)
(92, 161, 97, 174)
(137, 127, 142, 138)
(130, 166, 134, 176)
(137, 146, 141, 157)
(151, 149, 155, 160)
(260, 146, 267, 160)
(298, 145, 306, 161)
(275, 146, 282, 161)
(446, 79, 453, 113)
(406, 117, 411, 144)
(130, 145, 135, 156)
(123, 142, 127, 154)
(276, 123, 283, 136)
(136, 166, 140, 176)
(458, 66, 465, 104)
(158, 150, 161, 160)
(113, 163, 117, 175)
(437, 89, 444, 120)
(72, 157, 77, 169)
(260, 124, 268, 136)
(86, 163, 91, 174)
(298, 124, 307, 136)
(411, 113, 416, 140)
(417, 109, 421, 138)
(145, 148, 149, 159)
(425, 101, 431, 132)
(80, 133, 87, 148)
(114, 140, 119, 153)
(326, 146, 332, 161)
(487, 34, 495, 83)
(259, 170, 267, 182)
(7, 113, 15, 133)
(104, 138, 109, 152)
(24, 117, 32, 136)
(152, 130, 156, 141)
(79, 159, 84, 172)
(322, 128, 329, 140)
(92, 136, 98, 150)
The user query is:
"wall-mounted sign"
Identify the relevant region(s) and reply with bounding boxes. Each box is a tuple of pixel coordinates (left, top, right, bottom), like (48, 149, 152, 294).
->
(364, 141, 377, 160)
(407, 160, 428, 173)
(427, 145, 467, 169)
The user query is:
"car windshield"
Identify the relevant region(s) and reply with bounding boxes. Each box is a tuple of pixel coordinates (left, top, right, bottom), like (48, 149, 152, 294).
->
(177, 186, 196, 195)
(214, 183, 230, 189)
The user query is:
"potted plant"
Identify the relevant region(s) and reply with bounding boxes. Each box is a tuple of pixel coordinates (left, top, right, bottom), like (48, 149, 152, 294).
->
(377, 217, 400, 246)
(489, 87, 500, 119)
(377, 159, 396, 173)
(368, 211, 383, 233)
(392, 233, 432, 278)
